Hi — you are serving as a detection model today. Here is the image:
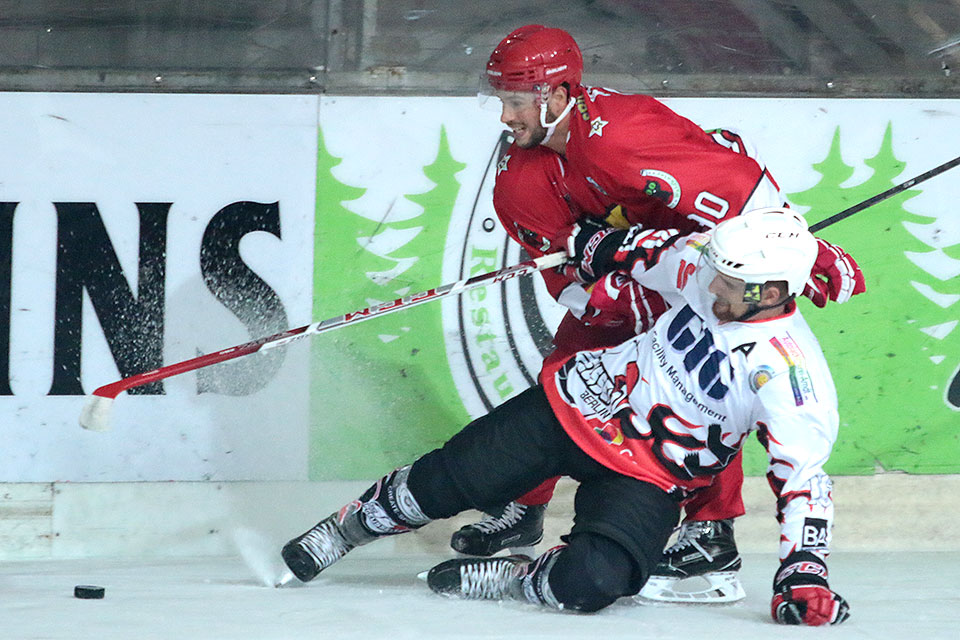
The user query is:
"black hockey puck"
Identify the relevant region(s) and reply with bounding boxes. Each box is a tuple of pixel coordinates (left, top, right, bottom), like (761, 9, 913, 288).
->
(74, 585, 105, 599)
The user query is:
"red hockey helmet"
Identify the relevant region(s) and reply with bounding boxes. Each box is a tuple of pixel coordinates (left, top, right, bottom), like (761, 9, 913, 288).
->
(485, 25, 583, 97)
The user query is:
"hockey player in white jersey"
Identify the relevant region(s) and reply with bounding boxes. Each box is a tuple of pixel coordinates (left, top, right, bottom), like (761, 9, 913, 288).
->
(280, 207, 850, 626)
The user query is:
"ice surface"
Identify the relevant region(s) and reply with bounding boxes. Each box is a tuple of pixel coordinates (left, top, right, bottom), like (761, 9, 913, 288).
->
(3, 551, 959, 639)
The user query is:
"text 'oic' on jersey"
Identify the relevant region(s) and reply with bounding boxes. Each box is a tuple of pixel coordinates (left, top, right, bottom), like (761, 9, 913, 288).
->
(666, 305, 730, 400)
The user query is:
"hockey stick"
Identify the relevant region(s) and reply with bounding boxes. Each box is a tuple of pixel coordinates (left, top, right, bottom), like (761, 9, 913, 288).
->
(79, 251, 568, 432)
(809, 154, 960, 233)
(79, 156, 960, 431)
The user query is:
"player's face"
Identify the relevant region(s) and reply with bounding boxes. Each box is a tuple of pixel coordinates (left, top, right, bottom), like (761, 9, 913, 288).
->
(497, 91, 547, 148)
(708, 272, 751, 323)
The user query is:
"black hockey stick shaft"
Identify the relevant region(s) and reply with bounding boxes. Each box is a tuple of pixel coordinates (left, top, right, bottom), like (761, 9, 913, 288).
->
(809, 154, 960, 232)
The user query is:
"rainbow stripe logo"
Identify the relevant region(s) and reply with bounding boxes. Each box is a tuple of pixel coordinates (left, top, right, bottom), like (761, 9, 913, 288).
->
(769, 335, 816, 406)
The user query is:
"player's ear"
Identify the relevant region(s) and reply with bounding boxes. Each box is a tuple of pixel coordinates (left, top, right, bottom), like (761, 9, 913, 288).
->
(546, 85, 570, 116)
(762, 280, 790, 306)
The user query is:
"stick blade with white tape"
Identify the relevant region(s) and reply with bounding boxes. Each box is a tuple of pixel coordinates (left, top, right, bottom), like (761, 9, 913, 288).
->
(79, 394, 115, 432)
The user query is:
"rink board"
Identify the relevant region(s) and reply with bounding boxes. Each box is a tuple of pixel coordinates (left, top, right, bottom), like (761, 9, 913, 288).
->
(1, 475, 957, 561)
(0, 94, 958, 485)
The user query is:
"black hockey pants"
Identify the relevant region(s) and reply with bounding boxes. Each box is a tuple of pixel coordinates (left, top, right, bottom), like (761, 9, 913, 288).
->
(407, 385, 680, 612)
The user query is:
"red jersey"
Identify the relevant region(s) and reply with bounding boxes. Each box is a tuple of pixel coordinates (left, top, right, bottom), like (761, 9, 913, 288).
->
(493, 145, 640, 362)
(563, 87, 785, 228)
(493, 145, 575, 264)
(492, 96, 784, 363)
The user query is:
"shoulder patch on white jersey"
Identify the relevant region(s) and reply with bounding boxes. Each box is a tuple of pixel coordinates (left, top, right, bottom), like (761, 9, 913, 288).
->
(749, 365, 774, 393)
(768, 334, 818, 406)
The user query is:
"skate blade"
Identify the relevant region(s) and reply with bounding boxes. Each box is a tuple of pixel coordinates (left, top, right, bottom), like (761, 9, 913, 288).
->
(452, 545, 536, 560)
(274, 570, 296, 588)
(637, 572, 745, 604)
(507, 545, 536, 559)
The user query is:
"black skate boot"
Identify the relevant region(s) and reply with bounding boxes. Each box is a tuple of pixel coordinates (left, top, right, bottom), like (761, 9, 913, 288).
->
(280, 506, 371, 583)
(638, 518, 745, 603)
(426, 546, 564, 608)
(280, 466, 431, 584)
(449, 501, 546, 557)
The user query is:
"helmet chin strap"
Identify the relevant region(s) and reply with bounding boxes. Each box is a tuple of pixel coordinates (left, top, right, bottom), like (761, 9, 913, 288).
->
(734, 294, 795, 322)
(540, 97, 576, 145)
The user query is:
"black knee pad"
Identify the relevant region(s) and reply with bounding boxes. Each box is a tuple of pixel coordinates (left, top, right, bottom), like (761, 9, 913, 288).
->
(548, 533, 637, 613)
(406, 388, 567, 520)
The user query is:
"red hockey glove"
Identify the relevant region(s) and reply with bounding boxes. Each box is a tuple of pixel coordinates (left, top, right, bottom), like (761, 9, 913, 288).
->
(583, 272, 668, 334)
(771, 551, 850, 626)
(802, 237, 866, 307)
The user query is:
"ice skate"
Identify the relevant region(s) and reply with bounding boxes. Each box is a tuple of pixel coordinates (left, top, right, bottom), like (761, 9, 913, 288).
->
(450, 502, 545, 558)
(281, 466, 431, 584)
(426, 555, 531, 600)
(281, 508, 368, 583)
(638, 519, 745, 603)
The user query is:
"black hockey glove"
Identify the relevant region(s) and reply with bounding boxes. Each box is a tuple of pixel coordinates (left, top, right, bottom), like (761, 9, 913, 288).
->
(555, 218, 681, 285)
(554, 217, 627, 284)
(771, 551, 850, 626)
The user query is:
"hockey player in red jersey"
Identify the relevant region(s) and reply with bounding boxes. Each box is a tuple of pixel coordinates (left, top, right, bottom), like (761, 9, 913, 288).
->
(450, 24, 865, 603)
(280, 208, 851, 626)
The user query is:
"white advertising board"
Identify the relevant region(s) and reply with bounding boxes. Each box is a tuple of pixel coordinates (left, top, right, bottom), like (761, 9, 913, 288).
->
(3, 94, 958, 482)
(1, 94, 317, 481)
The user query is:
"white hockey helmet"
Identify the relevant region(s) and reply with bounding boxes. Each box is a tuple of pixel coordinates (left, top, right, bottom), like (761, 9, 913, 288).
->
(704, 207, 817, 299)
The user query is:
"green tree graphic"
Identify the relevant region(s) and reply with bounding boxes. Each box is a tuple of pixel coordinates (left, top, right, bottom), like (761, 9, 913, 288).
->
(310, 126, 471, 479)
(742, 124, 960, 476)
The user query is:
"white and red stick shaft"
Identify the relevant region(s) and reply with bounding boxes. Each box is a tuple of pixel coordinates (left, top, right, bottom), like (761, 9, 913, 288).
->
(79, 251, 567, 431)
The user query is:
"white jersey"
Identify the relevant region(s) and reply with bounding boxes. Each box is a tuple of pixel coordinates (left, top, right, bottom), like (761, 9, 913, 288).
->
(541, 233, 839, 560)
